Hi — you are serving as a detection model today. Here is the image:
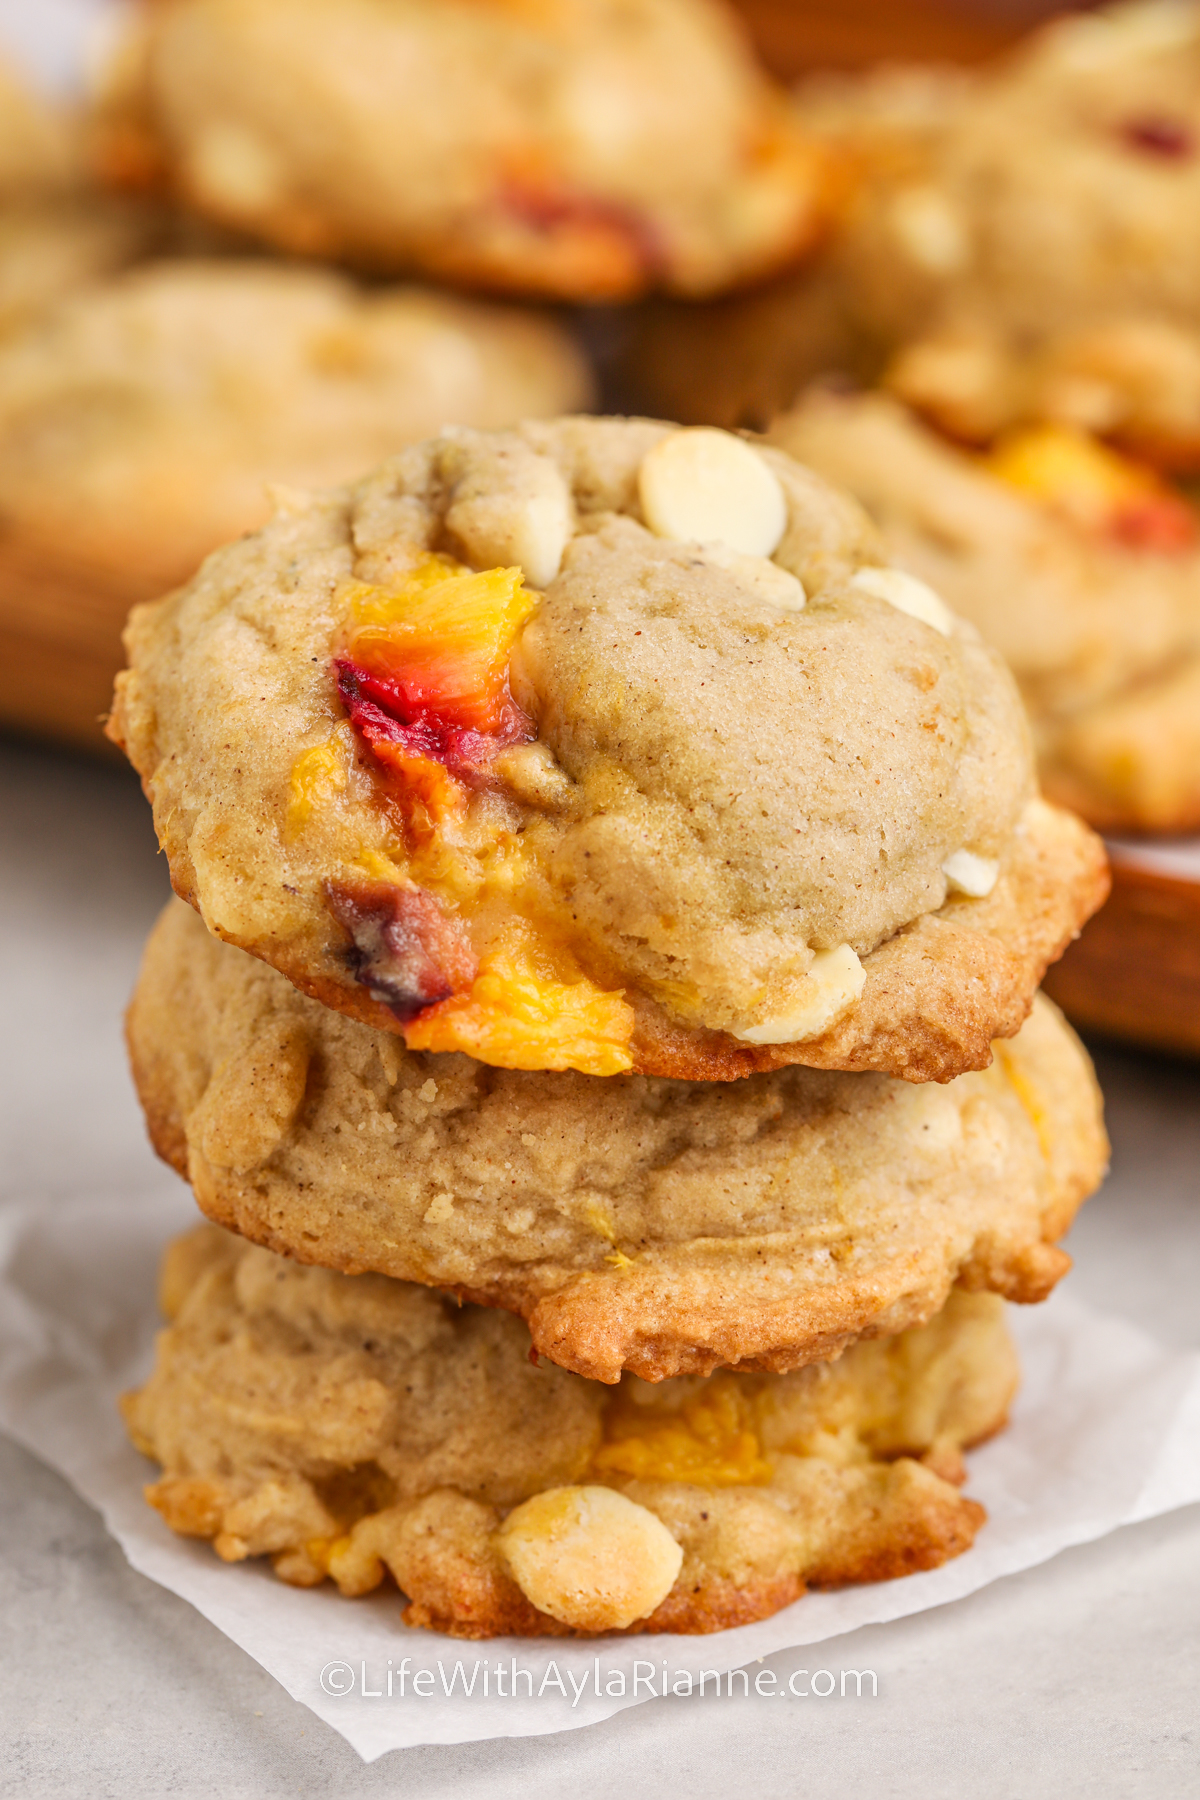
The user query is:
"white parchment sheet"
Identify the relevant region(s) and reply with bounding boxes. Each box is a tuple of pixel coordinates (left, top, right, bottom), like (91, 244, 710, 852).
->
(1107, 837, 1200, 884)
(1, 1190, 1198, 1762)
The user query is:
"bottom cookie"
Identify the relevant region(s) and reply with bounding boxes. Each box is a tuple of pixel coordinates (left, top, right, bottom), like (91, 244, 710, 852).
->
(122, 1226, 1016, 1639)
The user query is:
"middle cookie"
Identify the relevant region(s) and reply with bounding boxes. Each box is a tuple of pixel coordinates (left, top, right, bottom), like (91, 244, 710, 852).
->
(128, 900, 1108, 1385)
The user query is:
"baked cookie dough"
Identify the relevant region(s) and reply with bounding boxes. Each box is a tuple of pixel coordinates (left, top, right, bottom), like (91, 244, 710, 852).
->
(110, 415, 1108, 1083)
(775, 388, 1200, 833)
(124, 1224, 1015, 1636)
(95, 0, 827, 302)
(824, 3, 1200, 470)
(128, 900, 1107, 1384)
(0, 258, 589, 749)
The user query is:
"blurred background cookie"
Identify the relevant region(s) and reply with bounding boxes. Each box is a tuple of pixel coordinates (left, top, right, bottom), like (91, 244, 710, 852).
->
(123, 1223, 1016, 1636)
(849, 3, 1200, 469)
(94, 0, 831, 302)
(618, 3, 1200, 459)
(0, 50, 78, 194)
(0, 258, 591, 750)
(774, 388, 1200, 834)
(0, 196, 164, 336)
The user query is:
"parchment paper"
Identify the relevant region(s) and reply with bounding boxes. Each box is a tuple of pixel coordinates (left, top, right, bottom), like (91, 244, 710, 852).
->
(1, 1191, 1198, 1761)
(1107, 836, 1200, 884)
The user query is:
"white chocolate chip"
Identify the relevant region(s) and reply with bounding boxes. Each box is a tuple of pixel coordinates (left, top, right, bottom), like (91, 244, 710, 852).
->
(639, 428, 787, 558)
(942, 848, 1000, 898)
(423, 1193, 455, 1225)
(901, 1083, 965, 1151)
(888, 186, 969, 276)
(496, 1486, 682, 1632)
(852, 566, 955, 636)
(733, 943, 866, 1045)
(699, 543, 806, 612)
(444, 443, 572, 589)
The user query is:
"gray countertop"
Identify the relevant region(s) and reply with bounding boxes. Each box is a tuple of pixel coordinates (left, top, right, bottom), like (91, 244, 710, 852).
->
(1, 734, 1198, 1799)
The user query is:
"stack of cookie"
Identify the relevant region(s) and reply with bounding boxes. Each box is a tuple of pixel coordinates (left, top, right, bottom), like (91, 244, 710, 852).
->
(112, 415, 1109, 1637)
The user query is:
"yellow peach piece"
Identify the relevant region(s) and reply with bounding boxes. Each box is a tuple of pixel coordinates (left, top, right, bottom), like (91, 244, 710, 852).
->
(593, 1375, 773, 1488)
(986, 423, 1157, 522)
(342, 554, 539, 724)
(404, 944, 635, 1077)
(286, 730, 351, 835)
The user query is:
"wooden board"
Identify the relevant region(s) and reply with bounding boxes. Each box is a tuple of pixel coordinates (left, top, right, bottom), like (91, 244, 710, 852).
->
(730, 0, 1079, 75)
(1043, 859, 1200, 1061)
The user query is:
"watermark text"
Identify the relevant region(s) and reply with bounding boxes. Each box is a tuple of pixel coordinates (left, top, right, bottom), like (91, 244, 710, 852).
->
(319, 1658, 877, 1706)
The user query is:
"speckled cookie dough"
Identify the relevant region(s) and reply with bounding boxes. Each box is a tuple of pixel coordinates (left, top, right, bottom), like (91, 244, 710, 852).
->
(95, 0, 828, 301)
(128, 900, 1107, 1383)
(110, 415, 1108, 1083)
(123, 1224, 1016, 1636)
(774, 388, 1200, 833)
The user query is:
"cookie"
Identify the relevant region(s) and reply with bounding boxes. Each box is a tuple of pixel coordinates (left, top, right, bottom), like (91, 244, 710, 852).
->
(775, 388, 1200, 833)
(0, 57, 242, 342)
(127, 900, 1106, 1384)
(0, 56, 77, 197)
(123, 1224, 1015, 1637)
(109, 415, 1108, 1082)
(827, 4, 1200, 470)
(0, 198, 169, 338)
(0, 259, 590, 749)
(95, 0, 828, 302)
(605, 63, 988, 435)
(607, 63, 976, 432)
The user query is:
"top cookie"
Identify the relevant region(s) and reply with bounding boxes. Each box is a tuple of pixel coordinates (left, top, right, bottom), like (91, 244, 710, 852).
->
(94, 0, 827, 301)
(110, 416, 1107, 1083)
(826, 2, 1200, 469)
